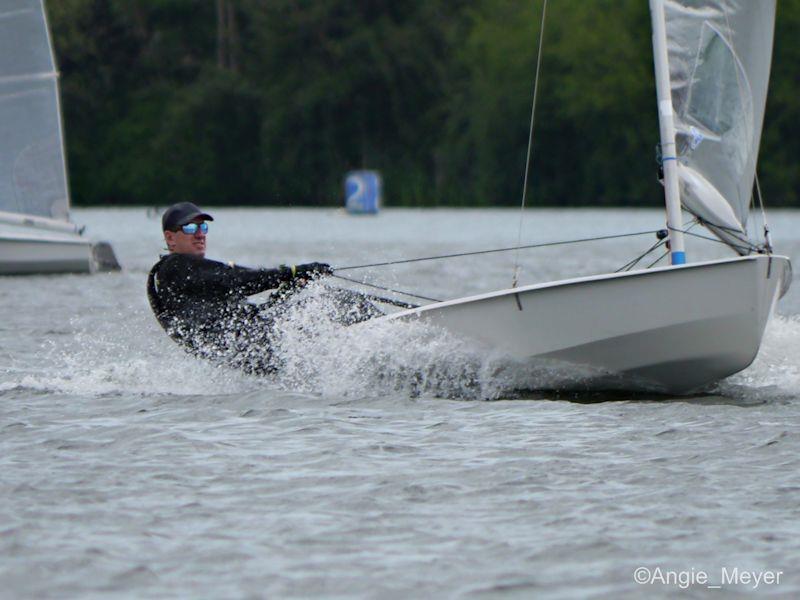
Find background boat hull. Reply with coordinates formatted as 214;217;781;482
0;236;93;274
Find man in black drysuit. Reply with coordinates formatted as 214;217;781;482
147;202;380;374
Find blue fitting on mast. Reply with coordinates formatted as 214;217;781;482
671;251;686;265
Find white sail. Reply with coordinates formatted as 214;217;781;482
0;0;70;221
663;0;775;252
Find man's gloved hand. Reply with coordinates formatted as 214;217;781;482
293;262;334;278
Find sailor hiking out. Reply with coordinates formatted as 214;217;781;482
147;202;380;374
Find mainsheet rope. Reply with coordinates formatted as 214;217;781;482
331;273;441;303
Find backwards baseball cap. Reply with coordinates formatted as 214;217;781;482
162;202;214;231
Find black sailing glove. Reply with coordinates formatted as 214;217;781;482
293;262;334;278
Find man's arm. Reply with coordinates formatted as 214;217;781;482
158;254;330;299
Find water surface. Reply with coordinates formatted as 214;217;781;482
2;208;799;598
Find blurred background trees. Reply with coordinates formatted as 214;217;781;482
48;0;800;207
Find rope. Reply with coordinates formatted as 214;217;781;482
335;229;659;271
512;0;548;289
672;226;757;254
334;228;660;307
617;219;702;272
331;215;760;304
612;218;759;274
615;238;666;273
689;219;748;237
355;293;419;310
331;273;441;303
325;285;420;310
646;249;670;268
754;173;772;252
331;220;752;305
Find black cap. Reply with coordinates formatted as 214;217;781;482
162;202;214;231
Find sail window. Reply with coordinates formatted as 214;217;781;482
685;23;752;139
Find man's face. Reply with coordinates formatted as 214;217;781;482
164;218;207;257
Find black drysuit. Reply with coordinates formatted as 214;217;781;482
147;253;379;374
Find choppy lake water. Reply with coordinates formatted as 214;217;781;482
2;208;799;598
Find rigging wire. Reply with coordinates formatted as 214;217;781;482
670;218;758;253
334;229;659;271
674;226;758;254
511;0;548;289
615;219;701;273
646;249;671;269
615;238;666;273
333;229;663;306
332;223;736;306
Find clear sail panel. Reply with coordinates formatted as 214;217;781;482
0;0;69;220
0;78;69;219
664;0;776;251
0;0;55;78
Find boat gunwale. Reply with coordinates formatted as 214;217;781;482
385;254;790;320
0;209;81;234
0;233;91;246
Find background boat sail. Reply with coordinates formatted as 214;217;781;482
382;0;791;394
0;0;118;274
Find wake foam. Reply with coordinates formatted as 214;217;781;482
267;283;514;400
718;314;800;401
4;315;257;398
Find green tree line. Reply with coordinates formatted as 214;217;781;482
48;0;800;207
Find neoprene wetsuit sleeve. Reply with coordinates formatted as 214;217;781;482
158;254;294;299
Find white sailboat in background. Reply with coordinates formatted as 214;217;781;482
0;0;118;274
386;0;792;394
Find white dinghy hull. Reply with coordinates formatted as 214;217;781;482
0;235;93;275
0;212;94;275
388;255;791;394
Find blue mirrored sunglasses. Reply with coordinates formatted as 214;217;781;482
179;222;209;235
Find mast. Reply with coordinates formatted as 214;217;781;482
649;0;686;265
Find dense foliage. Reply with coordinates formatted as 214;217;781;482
49;0;800;207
